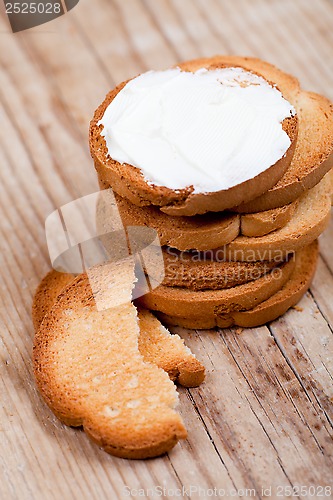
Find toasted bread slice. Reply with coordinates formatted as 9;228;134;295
160;247;282;291
96;179;240;251
33;270;205;387
98;173;329;258
234;91;333;213
33;259;187;459
137;309;204;387
100;185;298;250
157;241;318;329
217;172;332;261
205;56;300;102
91;56;298;216
136;258;295;324
32;270;74;331
240;200;297;237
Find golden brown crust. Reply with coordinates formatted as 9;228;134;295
33;261;187;459
98;182;298;250
240;200;297;237
100;172;330;265
160;247;282;291
135;258;295;321
91;56;298;216
137;309;205;387
32;270;73;330
112;189;240;251
33;270;205;388
157;241;318;329
234;91;333;212
215;172;332;261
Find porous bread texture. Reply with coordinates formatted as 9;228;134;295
215;171;332;261
33;259;187;459
33;269;205;388
157;241;318;329
135;257;295;323
97;183;297;251
137;309;204;387
234;90;333;213
91;56;298;216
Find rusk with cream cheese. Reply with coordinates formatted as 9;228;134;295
91;57;298;216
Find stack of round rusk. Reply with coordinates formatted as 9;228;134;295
90;56;333;330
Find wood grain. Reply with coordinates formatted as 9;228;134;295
0;0;332;498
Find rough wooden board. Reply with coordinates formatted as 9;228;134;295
319;224;333;275
0;0;333;498
311;255;333;329
179;321;333;491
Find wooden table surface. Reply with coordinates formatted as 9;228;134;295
1;1;333;498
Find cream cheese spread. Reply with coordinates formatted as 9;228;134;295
98;67;295;193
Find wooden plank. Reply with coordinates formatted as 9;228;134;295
319;221;333;275
311;253;333;328
269;292;333;422
179;325;333;491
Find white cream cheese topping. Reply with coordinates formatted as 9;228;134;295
98;67;295;193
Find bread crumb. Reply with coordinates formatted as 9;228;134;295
127;400;141;409
292;306;303;312
104;406;120;417
235;327;243;335
126;376;139;389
